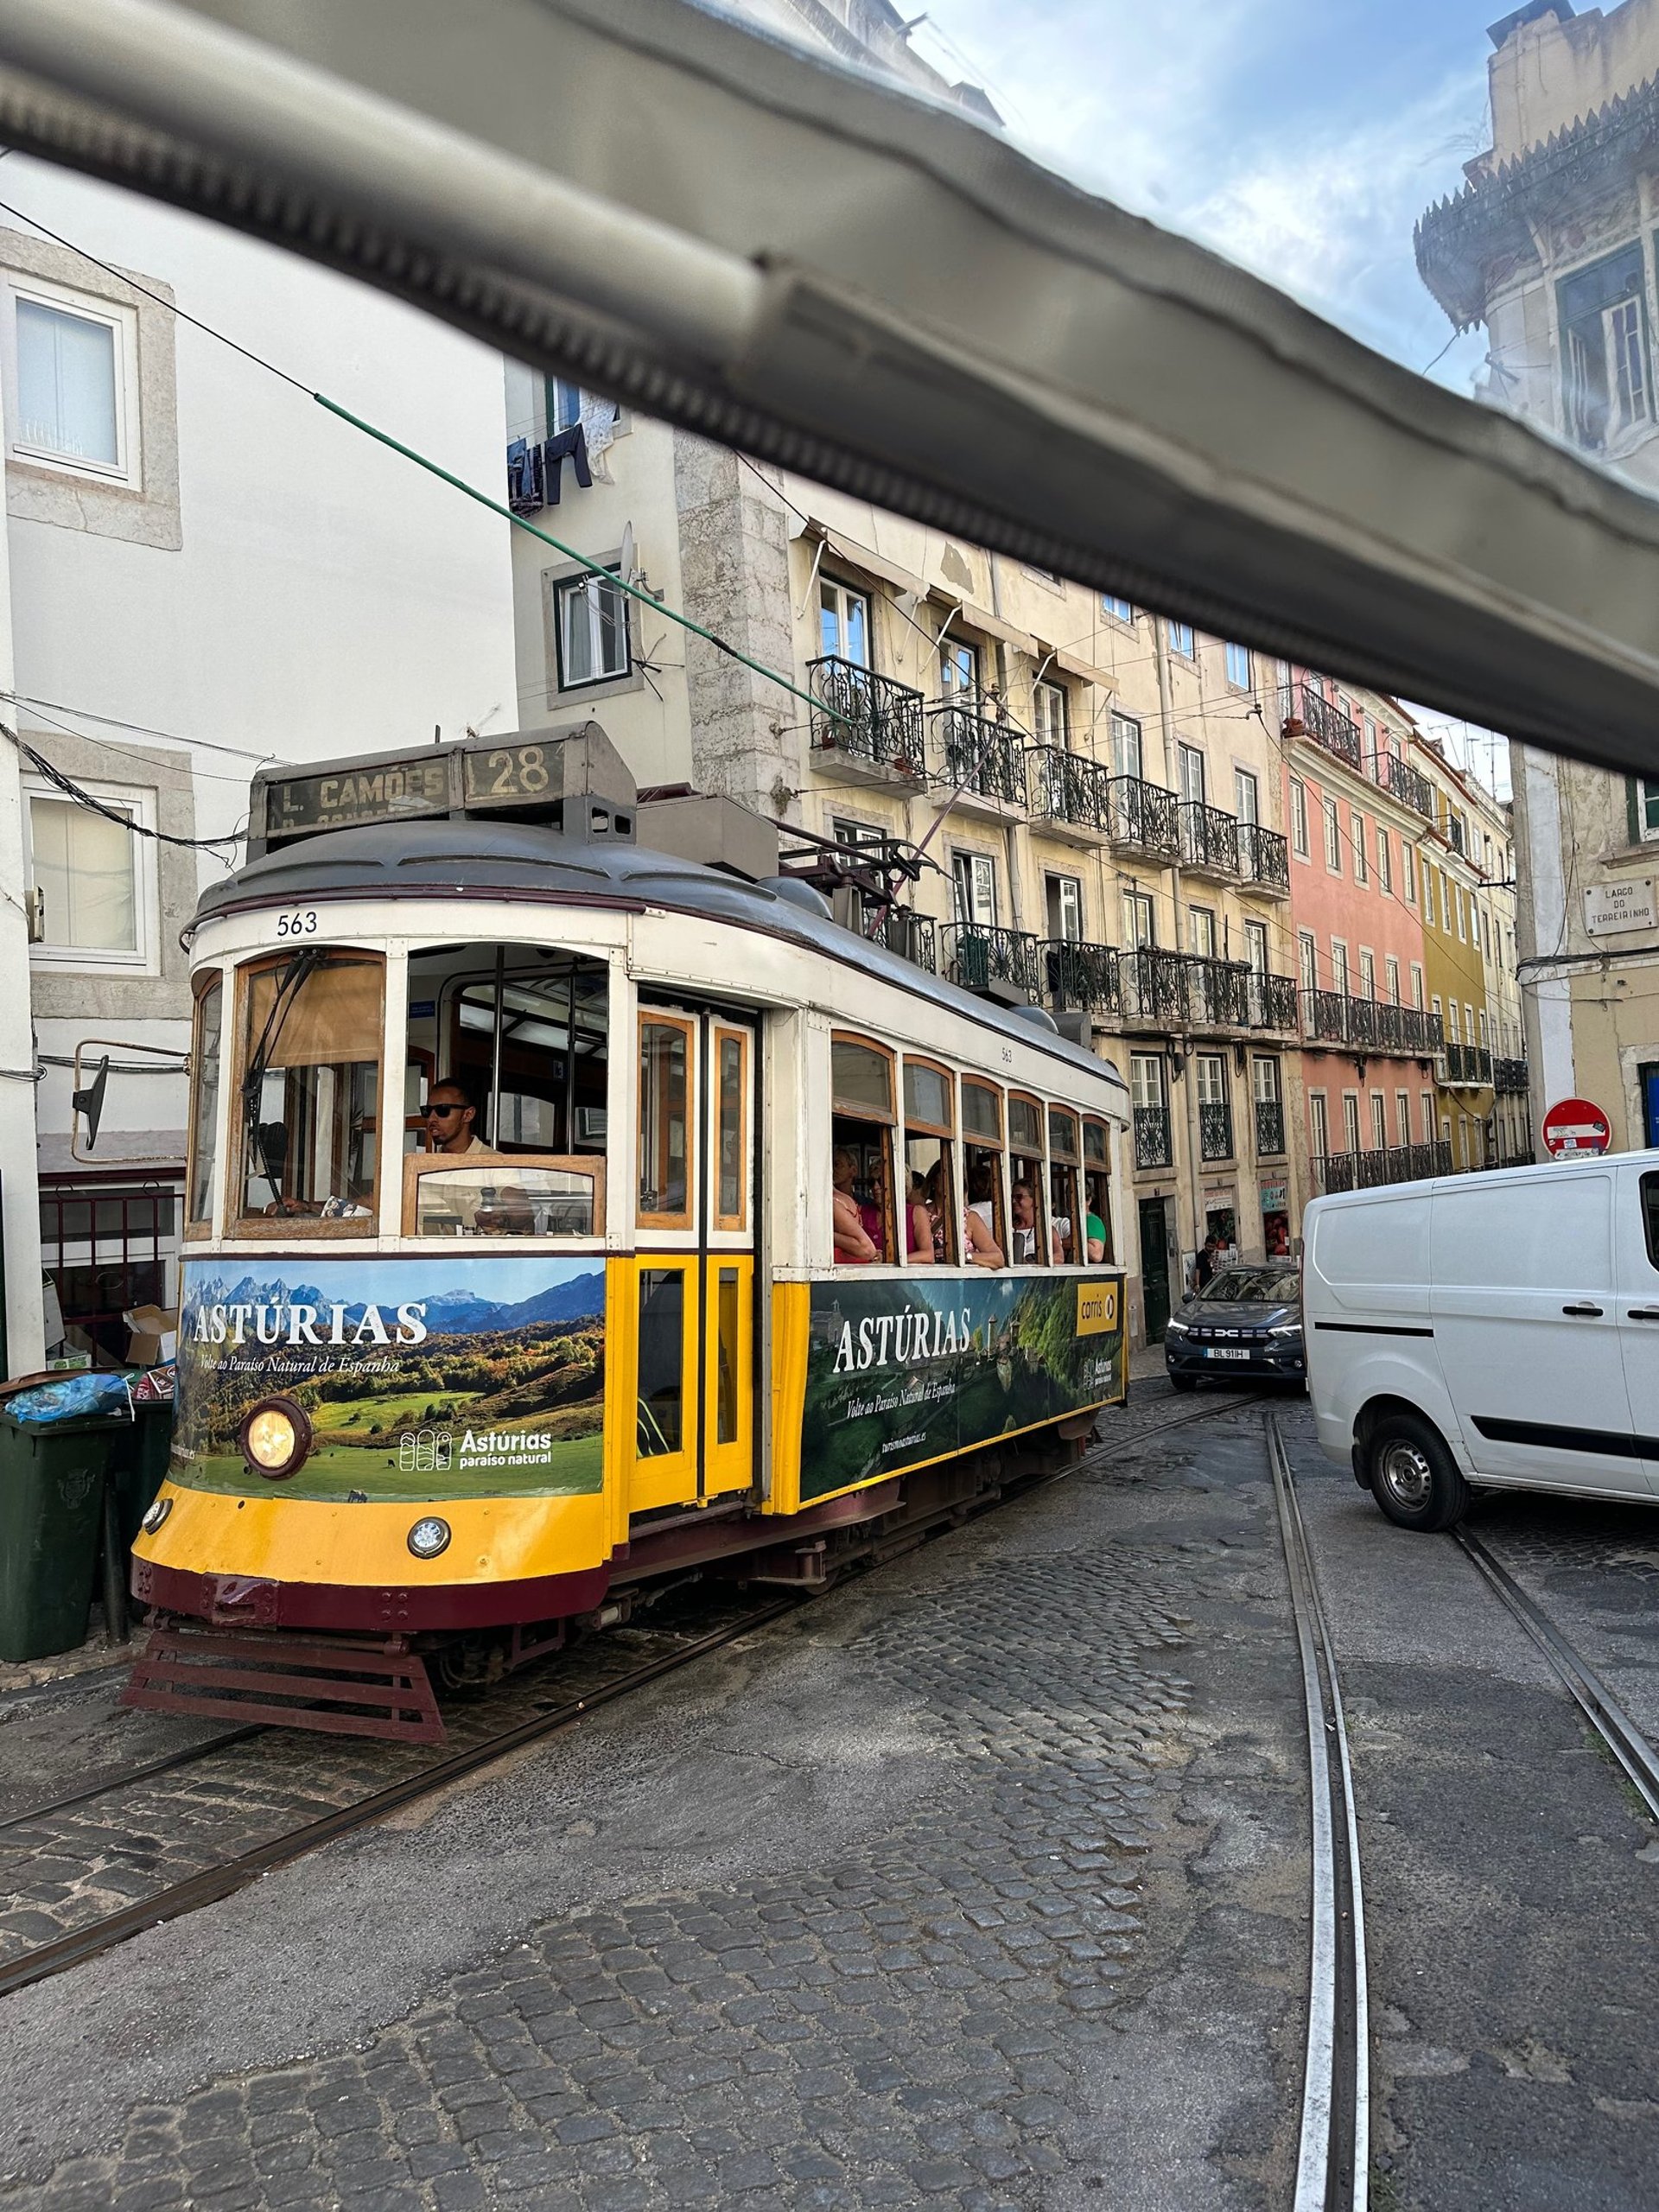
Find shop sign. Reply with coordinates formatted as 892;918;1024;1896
1259;1184;1288;1211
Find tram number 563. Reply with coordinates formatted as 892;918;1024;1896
276;910;319;937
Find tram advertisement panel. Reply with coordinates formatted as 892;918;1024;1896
799;1272;1124;1502
171;1255;606;1503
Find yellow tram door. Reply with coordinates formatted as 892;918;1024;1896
629;1007;756;1515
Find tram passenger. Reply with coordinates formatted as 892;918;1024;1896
905;1171;936;1263
925;1159;1003;1268
833;1146;880;1264
1009;1181;1063;1265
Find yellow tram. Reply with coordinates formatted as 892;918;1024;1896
128;728;1129;1738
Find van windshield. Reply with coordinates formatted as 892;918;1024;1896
1203;1268;1300;1306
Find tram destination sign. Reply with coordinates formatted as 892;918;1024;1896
251;724;636;852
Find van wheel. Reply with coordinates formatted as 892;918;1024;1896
1169;1372;1197;1393
1365;1412;1470;1532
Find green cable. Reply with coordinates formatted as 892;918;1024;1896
315;395;845;727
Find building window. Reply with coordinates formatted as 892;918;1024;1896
1103;592;1135;624
1235;767;1259;824
556;569;631;688
1351;813;1368;884
1559;245;1650;451
1324;796;1342;874
1370;1094;1388;1152
1385;954;1401;1005
1363;715;1377;767
1410;962;1425;1009
1224;641;1251;689
1122;887;1156;948
1187;905;1217;958
1033;680;1068;747
1422;1090;1435;1142
952;851;997;928
1395;1090;1410;1145
1402;841;1416;902
6;278;137;484
1640;779;1659;842
1422;867;1437;931
1046;873;1083;943
940;637;980;702
1374;826;1390;893
1110;712;1142;781
1455;882;1466;941
1343;1093;1362;1154
1130;1052;1166;1110
1179;744;1206;805
1298;930;1318;992
1166;620;1195;659
1310;1091;1330;1160
25;781;155;969
1244;919;1268;974
1358;949;1376;1001
1331;939;1350;995
1290;779;1309;858
818;577;870;667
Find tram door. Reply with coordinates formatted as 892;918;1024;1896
629;1006;757;1514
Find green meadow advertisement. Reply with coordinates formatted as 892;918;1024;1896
173;1256;606;1503
800;1272;1124;1501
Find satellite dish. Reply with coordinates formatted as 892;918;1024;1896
620;519;636;586
72;1054;110;1151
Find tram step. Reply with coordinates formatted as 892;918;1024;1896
120;1624;446;1744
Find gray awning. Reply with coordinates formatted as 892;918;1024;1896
2;0;1657;779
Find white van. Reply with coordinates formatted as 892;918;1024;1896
1304;1151;1659;1529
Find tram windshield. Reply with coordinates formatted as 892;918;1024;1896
235;951;383;1226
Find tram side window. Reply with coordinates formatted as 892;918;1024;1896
903;1059;956;1266
831;1034;896;1264
962;1078;1007;1262
236;952;383;1226
1048;1108;1081;1265
1083;1119;1113;1262
1007;1092;1058;1265
639;1015;692;1230
186;971;222;1230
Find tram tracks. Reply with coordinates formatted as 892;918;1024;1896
0;1386;1261;2004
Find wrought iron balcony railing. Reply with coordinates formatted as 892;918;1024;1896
1122;946;1190;1027
1313;1141;1452;1195
1178;801;1241;878
807;657;927;779
1198;1100;1234;1162
1187;956;1252;1030
1302;991;1443;1056
1293;682;1362;770
1248;973;1300;1033
1255;1099;1287;1156
1106;775;1181;859
1440;1041;1493;1086
1134;1106;1173;1169
1493;1144;1537;1167
1236;822;1291;890
1042;938;1121;1014
868;908;937;974
1025;746;1114;836
1492;1056;1529;1094
1373;749;1434;819
932;703;1025;805
942;923;1039;996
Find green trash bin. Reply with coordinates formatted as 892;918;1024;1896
0;1404;133;1662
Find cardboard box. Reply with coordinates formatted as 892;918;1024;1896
124;1306;179;1367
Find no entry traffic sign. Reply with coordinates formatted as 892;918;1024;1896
1541;1097;1611;1157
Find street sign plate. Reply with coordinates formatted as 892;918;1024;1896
1541;1097;1611;1157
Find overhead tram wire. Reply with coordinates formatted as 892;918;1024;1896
0;194;849;742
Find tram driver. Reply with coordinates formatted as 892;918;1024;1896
420;1078;532;1234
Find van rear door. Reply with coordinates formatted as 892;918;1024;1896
1430;1171;1644;1496
1615;1161;1659;1492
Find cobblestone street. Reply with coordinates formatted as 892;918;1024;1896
0;1393;1308;2211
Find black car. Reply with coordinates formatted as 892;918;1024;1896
1162;1264;1305;1389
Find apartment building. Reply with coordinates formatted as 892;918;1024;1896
1416;0;1659;1155
0;162;516;1374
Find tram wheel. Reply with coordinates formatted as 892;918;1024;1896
1364;1410;1470;1533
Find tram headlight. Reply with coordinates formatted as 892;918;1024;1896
140;1497;171;1535
407;1516;451;1560
239;1396;311;1479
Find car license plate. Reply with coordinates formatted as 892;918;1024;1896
1205;1347;1250;1360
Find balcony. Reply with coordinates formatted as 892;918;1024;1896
1026;746;1114;839
932;703;1024;807
1186;955;1252;1031
1236;822;1291;893
1134;1106;1173;1169
807;658;927;781
1106;774;1181;861
1042;938;1121;1014
1373;749;1434;820
1440;1041;1493;1087
869;908;937;974
1122;947;1190;1028
1493;1056;1529;1095
1198;1100;1234;1162
1255;1098;1287;1156
1313;1141;1452;1195
1291;682;1363;771
942;923;1039;997
1493;1143;1537;1168
1248;972;1300;1034
1179;801;1241;880
1302;991;1443;1057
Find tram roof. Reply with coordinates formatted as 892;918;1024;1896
196;818;1129;1099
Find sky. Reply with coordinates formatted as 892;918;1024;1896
905;0;1514;791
